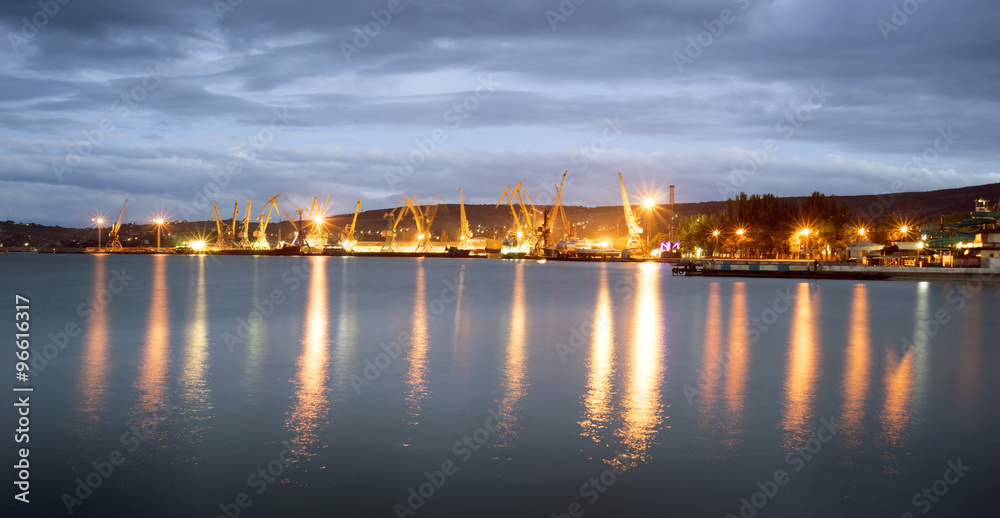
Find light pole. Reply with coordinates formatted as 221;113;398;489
643;198;655;252
95;218;104;251
799;228;810;260
735;228;745;258
155;218;164;250
711;229;720;257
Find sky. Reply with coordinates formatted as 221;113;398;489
1;0;998;226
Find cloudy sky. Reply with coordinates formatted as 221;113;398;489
1;0;998;225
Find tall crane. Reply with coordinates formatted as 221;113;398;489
619;172;643;249
238;198;252;248
107;199;127;252
341;199;362;250
381;197;408;252
459;189;472;250
252;194;281;249
406;196;440;253
496;186;522;239
213;201;238;248
534;171;568;256
305;195;331;249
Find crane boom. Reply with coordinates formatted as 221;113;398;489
252;194;281;249
341;199;362;249
619;172;643;248
238;198;252;248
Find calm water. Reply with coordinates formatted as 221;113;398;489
2;254;998;517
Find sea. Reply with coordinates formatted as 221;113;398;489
1;254;997;517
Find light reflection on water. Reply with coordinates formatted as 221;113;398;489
580;264;615;445
77;254;108;433
132;254;170;439
496;261;528;449
781;283;819;450
841;284;871;451
23;254;995;517
285;256;330;457
618;264;665;466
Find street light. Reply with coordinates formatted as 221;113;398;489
95;218;104;250
735;228;746;258
155;218;164;250
799;228;811;260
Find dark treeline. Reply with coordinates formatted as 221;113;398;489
677;191;922;257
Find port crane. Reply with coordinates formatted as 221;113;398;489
406;196;440;253
533;171;568;256
213;201;239;248
252;194;281;249
381;198;408;252
618;172;643;249
304;195;331;250
459;189;472;250
341;199;362;250
237;198;252;248
107;199;127;252
497;183;539;250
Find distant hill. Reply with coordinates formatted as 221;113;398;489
4;182;998;249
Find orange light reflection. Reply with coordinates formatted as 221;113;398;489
78;255;109;430
403;261;429;445
840;284;870;450
285;257;330;457
580;264;614;444
618;265;664;465
780;283;818;450
496;261;527;448
133;254;170;437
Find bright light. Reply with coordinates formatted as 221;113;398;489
858;228;866;236
313;216;324;225
643;198;655;209
799;228;810;236
191;241;206;250
736;228;745;236
516;231;523;238
917;242;924;249
96;218;104;225
712;230;720;237
155;218;164;225
417;234;425;240
900;226;908;233
599;241;609;248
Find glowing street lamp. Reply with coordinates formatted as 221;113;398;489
798;228;811;260
857;227;867;238
155;218;165;250
94;217;104;250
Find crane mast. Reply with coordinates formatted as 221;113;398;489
107;199;127;252
238;198;252;248
341;199;362;250
618;172;643;249
459;189;472;249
